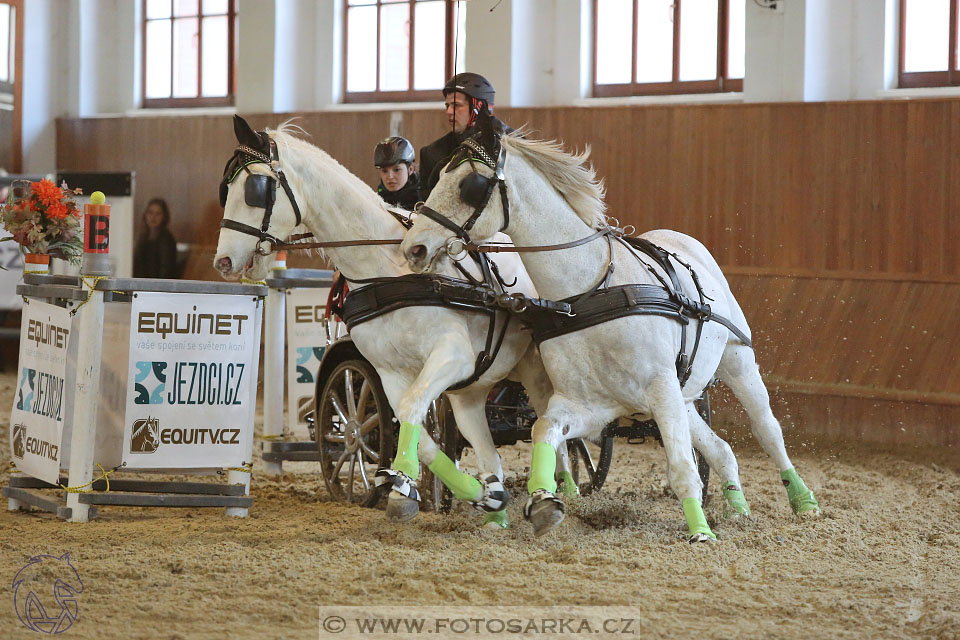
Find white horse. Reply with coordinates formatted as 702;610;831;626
213;116;564;528
401;121;821;540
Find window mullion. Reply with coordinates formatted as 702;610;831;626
168;6;175;99
408;0;415;92
717;0;727;86
951;0;959;81
197;9;203;99
630;0;638;89
672;0;680;85
376;1;382;92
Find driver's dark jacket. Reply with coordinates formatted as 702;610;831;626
418;117;511;202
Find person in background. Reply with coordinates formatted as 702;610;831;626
418;72;511;201
374;136;420;211
133;198;178;279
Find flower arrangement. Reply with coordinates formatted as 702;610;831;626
1;179;84;265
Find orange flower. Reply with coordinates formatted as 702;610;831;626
46;201;68;219
31;179;64;208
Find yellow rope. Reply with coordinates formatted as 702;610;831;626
223;463;253;474
260;434;286;441
71;276;129;315
240;277;267;286
59;463;118;493
9;461;21;473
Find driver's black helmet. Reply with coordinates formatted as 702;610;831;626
374;136;416;168
443;72;495;106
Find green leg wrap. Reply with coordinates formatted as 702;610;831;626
682;497;716;541
483;510;510;529
780;467;821;515
527;442;558;494
721;484;751;518
428;451;481;502
393;421;421;478
557;470;579;497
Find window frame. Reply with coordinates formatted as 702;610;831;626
592;0;743;98
342;0;456;104
899;0;960;88
141;0;237;109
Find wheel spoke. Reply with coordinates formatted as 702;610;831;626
347;454;357;500
578;440;597;482
356;379;371;417
357;454;371;491
344;370;357;417
332;448;350;479
359;437;379;462
323;432;345;443
329;394;349;424
358;414;380;436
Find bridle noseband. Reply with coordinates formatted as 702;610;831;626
219;137;303;256
416;134;510;258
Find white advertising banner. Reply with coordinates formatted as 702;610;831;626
285;287;337;437
9;301;72;484
122;292;262;469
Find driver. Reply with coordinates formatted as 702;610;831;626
374;136;420;211
418;72;511;202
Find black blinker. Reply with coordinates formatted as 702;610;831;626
459;172;492;209
245;174;275;209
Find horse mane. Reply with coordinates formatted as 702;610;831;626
501;130;607;229
265;121;397;221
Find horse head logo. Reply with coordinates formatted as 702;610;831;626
130;416;160;454
12;423;26;459
12;553;84;634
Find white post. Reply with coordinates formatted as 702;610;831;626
66;285;105;523
8;496;23;511
224;469;251;518
262;256;286;476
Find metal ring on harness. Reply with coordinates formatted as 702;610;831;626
255;238;274;256
445;237;469;261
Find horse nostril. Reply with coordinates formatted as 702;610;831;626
216;257;232;272
410;245;427;261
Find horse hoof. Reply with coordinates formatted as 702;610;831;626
688;532;716;543
790;490;821;517
721;485;752;520
386;494;419;523
557;471;580;498
482;510;510;530
471;475;510;513
524;490;566;537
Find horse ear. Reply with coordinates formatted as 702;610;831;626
233;115;263;150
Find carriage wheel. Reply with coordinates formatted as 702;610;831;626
565;430;615;495
316;359;395;505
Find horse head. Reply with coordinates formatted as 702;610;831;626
402;110;509;273
214;115;303;281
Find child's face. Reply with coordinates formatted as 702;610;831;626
379;164;411;192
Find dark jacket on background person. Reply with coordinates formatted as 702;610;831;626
377;173;421;211
133;228;178;279
418;116;511;202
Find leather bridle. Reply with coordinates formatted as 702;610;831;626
416;135;510;259
219;138;304;256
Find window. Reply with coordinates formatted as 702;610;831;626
344;0;458;103
142;0;237;108
900;0;960;88
593;0;744;97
